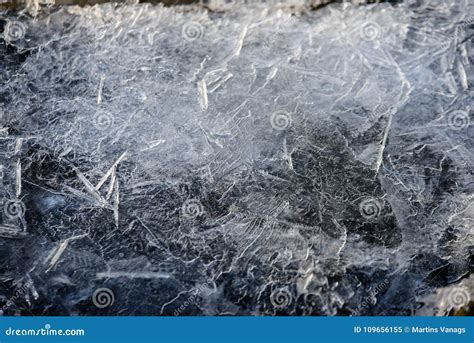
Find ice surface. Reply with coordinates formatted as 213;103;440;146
0;0;472;315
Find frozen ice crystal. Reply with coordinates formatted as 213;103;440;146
0;0;472;315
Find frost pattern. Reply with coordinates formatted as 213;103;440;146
0;0;472;315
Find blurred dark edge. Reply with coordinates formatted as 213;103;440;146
0;0;398;10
